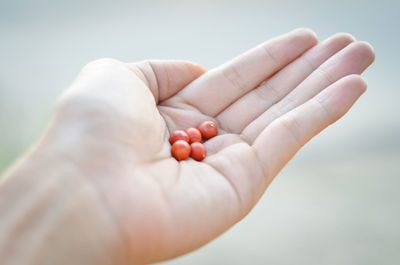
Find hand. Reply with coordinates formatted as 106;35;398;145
0;28;374;264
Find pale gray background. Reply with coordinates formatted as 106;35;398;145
1;0;399;264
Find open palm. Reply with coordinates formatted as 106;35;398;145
50;29;374;264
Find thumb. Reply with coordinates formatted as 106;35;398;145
129;60;207;103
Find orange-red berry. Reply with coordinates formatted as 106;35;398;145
190;142;207;161
185;127;202;143
169;130;189;145
197;121;218;139
171;140;191;161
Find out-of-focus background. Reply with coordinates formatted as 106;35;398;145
1;0;399;264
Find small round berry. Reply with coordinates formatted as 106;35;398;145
197;121;218;139
190;142;207;161
171;140;191;161
185;127;202;143
169;130;189;145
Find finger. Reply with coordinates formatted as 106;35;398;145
253;74;367;181
170;28;318;116
128;60;207;103
217;33;356;133
243;41;375;142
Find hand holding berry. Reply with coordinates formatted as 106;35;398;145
0;29;374;265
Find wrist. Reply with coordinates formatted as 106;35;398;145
0;146;127;265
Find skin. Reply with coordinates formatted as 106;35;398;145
0;28;374;265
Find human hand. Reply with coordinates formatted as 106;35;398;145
0;28;374;264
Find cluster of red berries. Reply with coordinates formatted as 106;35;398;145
169;121;218;161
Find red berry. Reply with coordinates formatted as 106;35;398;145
197;121;218;139
169;130;189;145
190;142;207;161
171;140;191;161
185;127;202;143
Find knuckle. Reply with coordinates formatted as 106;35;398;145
220;64;246;92
316;67;335;84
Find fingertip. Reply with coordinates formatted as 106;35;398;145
194;63;208;75
351;41;376;66
349;74;367;92
313;74;367;121
183;61;207;77
357;41;376;64
333;32;356;42
195;63;208;72
361;78;368;93
292;27;318;44
323;32;356;46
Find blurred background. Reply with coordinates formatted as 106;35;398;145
1;0;399;264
